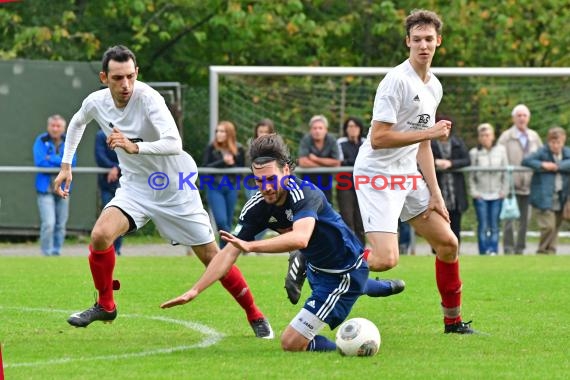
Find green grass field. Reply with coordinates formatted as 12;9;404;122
1;254;569;380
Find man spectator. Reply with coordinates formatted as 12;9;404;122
33;114;77;256
297;115;340;203
431;116;471;246
522;127;570;254
497;104;542;255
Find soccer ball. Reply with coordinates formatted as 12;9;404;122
335;318;381;357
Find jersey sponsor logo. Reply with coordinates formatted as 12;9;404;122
413;94;420;102
268;216;278;223
407;114;431;130
307;300;316;308
285;209;293;221
417;114;430;124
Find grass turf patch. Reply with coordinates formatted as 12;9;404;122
0;255;569;379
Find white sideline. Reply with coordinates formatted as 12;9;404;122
0;306;224;369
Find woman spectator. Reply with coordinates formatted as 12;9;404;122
203;121;245;247
245;118;275;199
469;123;509;255
336;116;366;245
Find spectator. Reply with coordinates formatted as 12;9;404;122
297;115;341;203
336;116;366;245
33;114;77;256
203;120;245;247
95;128;123;255
431;117;471;245
497;104;542;255
521;127;570;254
469;123;509;256
244;118;275;200
398;219;412;255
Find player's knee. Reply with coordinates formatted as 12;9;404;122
90;225;114;249
367;249;399;271
280;336;306;352
433;233;458;261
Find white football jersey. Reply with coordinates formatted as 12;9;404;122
355;59;442;175
63;81;198;204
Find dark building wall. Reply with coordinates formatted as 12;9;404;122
0;60;102;235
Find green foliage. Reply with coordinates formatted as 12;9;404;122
2;0;569;156
3;1;568;82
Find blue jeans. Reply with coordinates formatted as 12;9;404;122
473;198;502;255
207;187;238;248
37;192;69;256
101;189;123;254
398;220;411;246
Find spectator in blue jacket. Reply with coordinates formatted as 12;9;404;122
33;115;77;256
522;127;570;254
95;128;123;255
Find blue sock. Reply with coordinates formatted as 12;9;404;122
364;278;394;297
307;335;336;352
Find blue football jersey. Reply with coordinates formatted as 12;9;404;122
234;177;363;271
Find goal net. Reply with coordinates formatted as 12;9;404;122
211;67;570;153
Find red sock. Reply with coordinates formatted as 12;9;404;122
88;245;116;312
220;265;264;322
435;257;462;325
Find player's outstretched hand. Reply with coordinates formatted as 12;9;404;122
219;230;252;253
160;289;199;309
53;164;72;199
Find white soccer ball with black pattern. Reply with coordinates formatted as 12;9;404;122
335;317;381;357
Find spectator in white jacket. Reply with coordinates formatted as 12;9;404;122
469;123;509;255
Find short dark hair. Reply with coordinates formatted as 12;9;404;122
102;45;137;73
249;134;295;171
343;116;365;139
405;9;443;36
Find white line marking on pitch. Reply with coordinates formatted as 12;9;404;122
0;306;224;369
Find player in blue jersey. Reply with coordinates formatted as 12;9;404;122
161;134;404;352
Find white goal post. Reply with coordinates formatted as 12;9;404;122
209;66;570;140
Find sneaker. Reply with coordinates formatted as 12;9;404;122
367;278;406;297
250;317;274;339
444;320;475;334
67;303;117;328
387;279;406;295
284;250;306;305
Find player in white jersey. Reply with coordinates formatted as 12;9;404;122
53;45;273;338
353;10;475;334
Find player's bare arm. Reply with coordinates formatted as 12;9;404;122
370;119;452;149
107;127;139;154
160;244;241;309
229;217;315;254
53;163;73;198
416;140;450;222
